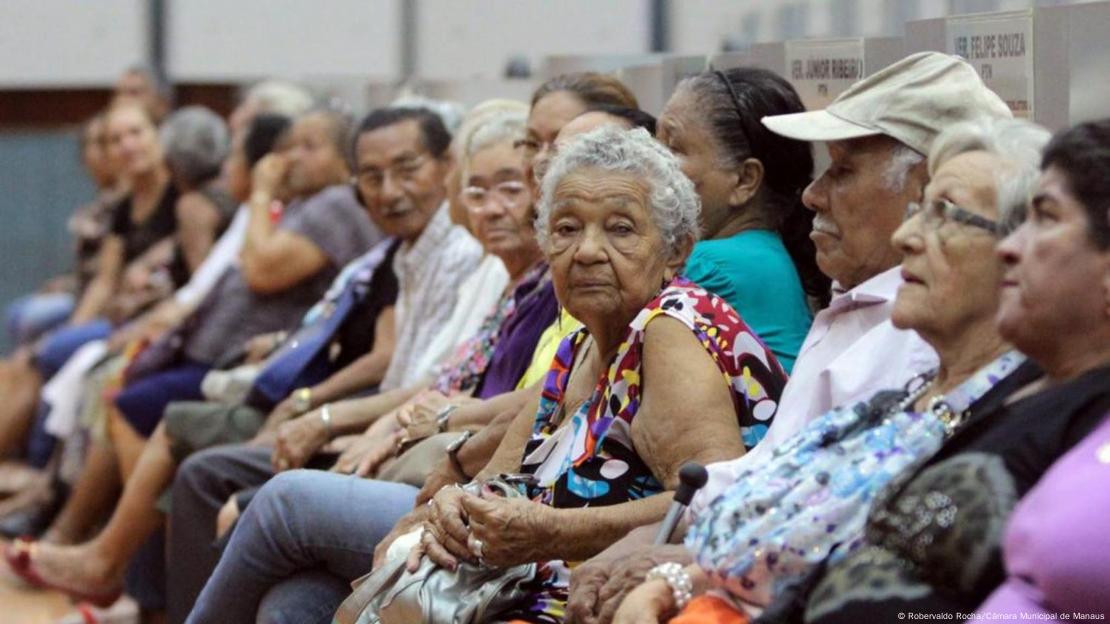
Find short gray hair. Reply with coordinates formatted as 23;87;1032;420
930;118;1051;232
536;126;700;252
160;106;229;189
461;110;527;180
882;143;926;192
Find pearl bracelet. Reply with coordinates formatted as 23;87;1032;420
645;561;693;611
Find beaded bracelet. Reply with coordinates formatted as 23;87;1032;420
645;561;693;611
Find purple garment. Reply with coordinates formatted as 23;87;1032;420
979;413;1110;620
474;271;559;399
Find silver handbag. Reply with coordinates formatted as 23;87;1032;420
334;477;538;624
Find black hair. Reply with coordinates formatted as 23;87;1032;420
583;104;657;135
1040;119;1110;249
244;114;292;169
682;66;831;306
350;106;453;165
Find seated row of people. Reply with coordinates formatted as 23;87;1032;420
0;51;1106;624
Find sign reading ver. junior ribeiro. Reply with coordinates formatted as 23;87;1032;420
784;38;866;112
947;9;1035;118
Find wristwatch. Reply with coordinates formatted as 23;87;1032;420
445;430;473;480
292;387;313;413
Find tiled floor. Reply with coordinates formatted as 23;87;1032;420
0;578;72;624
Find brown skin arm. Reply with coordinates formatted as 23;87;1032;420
239;155;329;294
306;305;396;406
71;235;124;323
414;407;523;505
631;315;746;489
472;385;543;480
239;207;329;294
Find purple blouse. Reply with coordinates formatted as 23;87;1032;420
474;269;558;399
979;413;1110;620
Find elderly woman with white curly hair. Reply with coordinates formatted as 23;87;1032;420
386;125;789;623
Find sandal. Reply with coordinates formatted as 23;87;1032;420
3;537;122;608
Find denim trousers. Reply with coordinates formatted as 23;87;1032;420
5;291;74;348
185;469;418;624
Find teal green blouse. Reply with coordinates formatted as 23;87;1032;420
683;229;812;373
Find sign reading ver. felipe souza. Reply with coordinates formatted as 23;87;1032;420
946;9;1035;119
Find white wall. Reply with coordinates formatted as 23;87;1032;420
165;0;401;82
0;0;147;87
416;0;651;80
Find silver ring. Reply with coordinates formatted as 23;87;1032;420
468;535;485;558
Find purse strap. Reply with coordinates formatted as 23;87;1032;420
334;551;408;624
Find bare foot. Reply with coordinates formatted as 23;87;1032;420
19;541;122;598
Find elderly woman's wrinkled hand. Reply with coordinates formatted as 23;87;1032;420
460;490;554;568
567;544;692;624
407;486;474;571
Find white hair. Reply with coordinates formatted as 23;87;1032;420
461;110;527;180
244;80;315;118
451;99;529;161
536;126;701;252
882;143;926;193
929;118;1052;232
160;106;229;188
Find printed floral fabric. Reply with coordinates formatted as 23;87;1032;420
685;351;1026;611
430;262;550;395
500;276;788;623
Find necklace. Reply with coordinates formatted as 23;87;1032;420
894;373;968;438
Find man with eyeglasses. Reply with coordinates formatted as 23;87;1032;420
566;52;1015;624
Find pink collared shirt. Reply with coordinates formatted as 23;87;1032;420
689;266;938;517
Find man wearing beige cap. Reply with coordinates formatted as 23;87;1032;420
565;51;1011;624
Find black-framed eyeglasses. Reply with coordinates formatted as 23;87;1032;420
904;199;1003;236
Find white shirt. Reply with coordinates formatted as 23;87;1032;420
689;266;939;517
380;204;484;390
410;253;510;378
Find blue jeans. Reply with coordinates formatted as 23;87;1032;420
186;470;418;624
6;292;74;348
33;318;113;378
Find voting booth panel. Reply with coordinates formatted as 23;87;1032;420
906;1;1110;130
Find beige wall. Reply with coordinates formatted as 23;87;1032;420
0;0;147;87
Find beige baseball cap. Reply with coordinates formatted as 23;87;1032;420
762;51;1011;155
